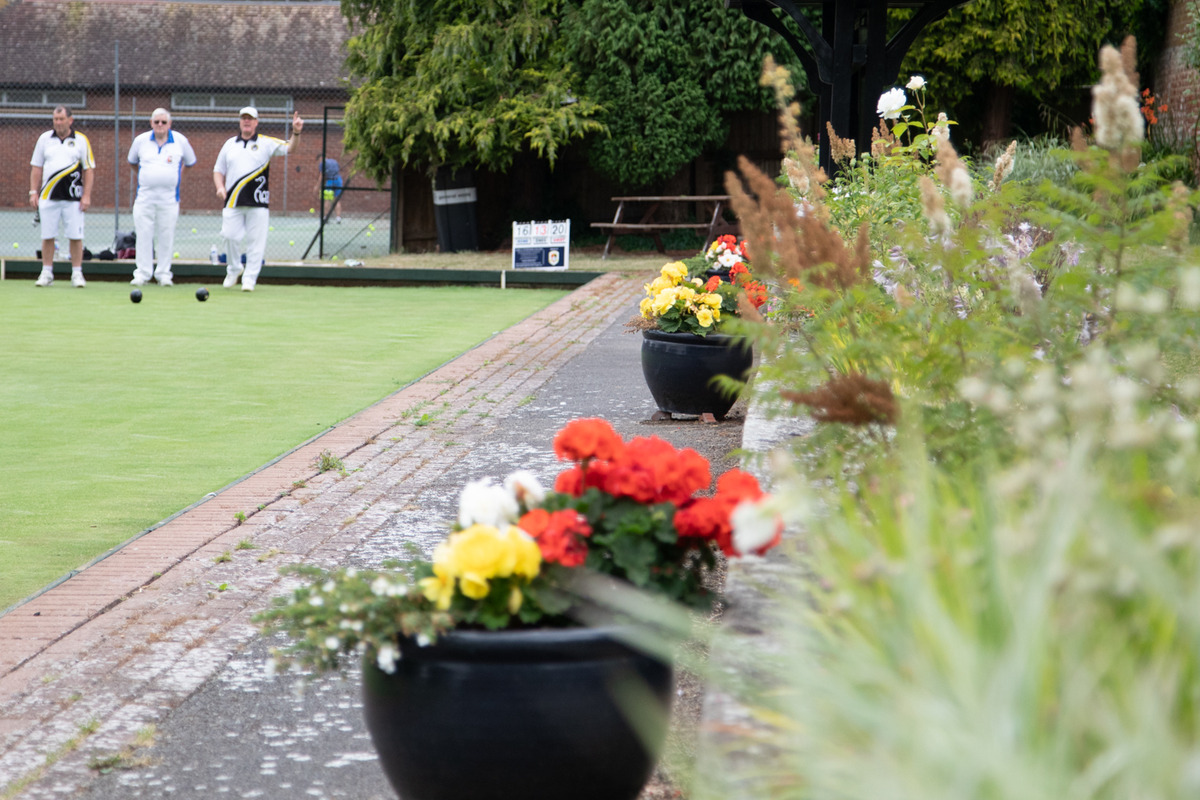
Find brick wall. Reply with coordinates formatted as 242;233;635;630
1154;0;1200;157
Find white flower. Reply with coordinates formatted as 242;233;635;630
309;595;324;607
717;250;743;268
370;576;391;596
376;643;399;674
906;75;926;91
730;499;782;556
324;636;340;651
503;470;546;508
930;113;950;148
876;87;906;121
458;478;519;528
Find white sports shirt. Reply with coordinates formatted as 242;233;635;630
213;134;290;209
31;130;95;202
128;129;197;204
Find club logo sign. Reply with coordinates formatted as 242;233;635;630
512;220;569;271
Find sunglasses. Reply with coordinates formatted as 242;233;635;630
152;120;169;125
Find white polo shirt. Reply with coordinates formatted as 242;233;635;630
128;129;197;204
213;133;290;209
31;129;95;202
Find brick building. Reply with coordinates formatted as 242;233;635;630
1155;0;1200;174
0;0;376;218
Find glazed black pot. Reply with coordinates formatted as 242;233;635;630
361;627;674;800
640;329;753;419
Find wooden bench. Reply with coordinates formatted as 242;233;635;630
591;195;732;259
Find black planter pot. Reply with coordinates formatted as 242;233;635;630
362;627;674;800
640;329;753;419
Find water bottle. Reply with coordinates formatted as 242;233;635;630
210;245;219;265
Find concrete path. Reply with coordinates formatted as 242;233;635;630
0;272;757;799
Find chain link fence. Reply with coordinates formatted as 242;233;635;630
1;27;391;264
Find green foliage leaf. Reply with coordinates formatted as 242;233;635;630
606;534;659;586
558;0;804;188
342;0;604;180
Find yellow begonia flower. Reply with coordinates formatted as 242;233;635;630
419;567;455;610
661;262;687;281
639;297;654;318
430;540;457;577
647;276;673;295
505;525;542;579
702;293;722;308
458;572;491;600
696;307;714;327
652;290;677;316
452;524;517;578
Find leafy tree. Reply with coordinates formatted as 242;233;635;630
341;0;604;182
560;0;801;188
900;0;1153;146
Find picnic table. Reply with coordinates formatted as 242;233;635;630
591;195;732;259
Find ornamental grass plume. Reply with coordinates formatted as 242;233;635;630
934;139;973;208
918;176;952;238
826;121;857;165
727;59;869;292
780;373;898;426
989;140;1017;192
760;55;805;158
870;120;898;159
1092;37;1144;151
727;156;870;291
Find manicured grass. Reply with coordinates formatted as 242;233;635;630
0;280;567;610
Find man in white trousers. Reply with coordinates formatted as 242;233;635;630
29;105;95;287
128;108;197;286
212;106;303;291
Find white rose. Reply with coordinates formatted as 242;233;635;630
458;478;519;528
906;75;926;91
876;87;907;121
504;470;546;508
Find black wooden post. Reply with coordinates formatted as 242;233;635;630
727;0;972;176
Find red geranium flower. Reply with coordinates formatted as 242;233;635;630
519;508;592;568
554;467;585;497
554;417;625;463
715;469;765;504
674;497;735;555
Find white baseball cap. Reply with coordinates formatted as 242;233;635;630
239;106;258;119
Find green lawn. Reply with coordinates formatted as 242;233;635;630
0;280;568;610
